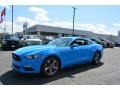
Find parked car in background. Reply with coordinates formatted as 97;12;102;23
21;35;42;46
99;38;115;48
110;41;115;48
1;34;21;50
99;38;109;48
12;37;103;76
114;42;120;47
42;38;52;45
90;38;105;48
105;40;115;48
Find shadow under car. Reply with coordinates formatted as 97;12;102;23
0;62;104;85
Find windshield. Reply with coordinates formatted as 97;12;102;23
3;35;18;40
26;35;38;39
47;38;72;47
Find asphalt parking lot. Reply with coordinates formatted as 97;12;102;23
0;47;120;85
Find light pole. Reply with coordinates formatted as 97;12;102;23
72;7;77;36
23;22;28;36
12;5;13;35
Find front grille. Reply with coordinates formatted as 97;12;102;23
12;53;21;61
7;40;19;45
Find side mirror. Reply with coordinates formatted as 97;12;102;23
71;44;79;48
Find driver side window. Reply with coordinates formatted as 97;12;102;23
71;39;87;46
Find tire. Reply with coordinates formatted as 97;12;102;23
92;51;101;65
41;56;60;77
111;46;114;48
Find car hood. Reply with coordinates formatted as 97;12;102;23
4;39;19;41
13;45;55;55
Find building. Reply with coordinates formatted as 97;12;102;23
28;25;94;39
118;31;120;37
28;24;120;42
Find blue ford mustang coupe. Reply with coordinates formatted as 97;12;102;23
12;37;103;76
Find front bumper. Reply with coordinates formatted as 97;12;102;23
2;44;20;49
12;58;43;74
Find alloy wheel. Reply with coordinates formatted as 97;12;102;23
93;52;101;64
43;57;59;76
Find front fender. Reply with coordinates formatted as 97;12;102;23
41;49;64;69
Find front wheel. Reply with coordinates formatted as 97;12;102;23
92;52;101;65
41;57;60;77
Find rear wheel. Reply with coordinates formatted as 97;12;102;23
92;52;101;65
41;57;60;77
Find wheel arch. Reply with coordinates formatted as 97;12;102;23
93;44;103;57
93;50;102;59
42;54;62;69
95;50;101;54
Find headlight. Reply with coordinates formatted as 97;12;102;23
26;54;40;60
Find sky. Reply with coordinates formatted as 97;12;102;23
0;5;120;36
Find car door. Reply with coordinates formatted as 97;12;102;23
60;39;91;67
60;38;93;67
60;45;81;67
77;43;93;63
69;39;93;64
